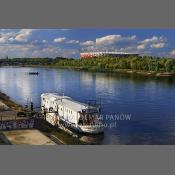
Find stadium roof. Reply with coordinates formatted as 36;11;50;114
80;51;138;55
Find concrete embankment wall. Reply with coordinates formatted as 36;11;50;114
0;118;35;131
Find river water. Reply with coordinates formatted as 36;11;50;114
1;66;175;144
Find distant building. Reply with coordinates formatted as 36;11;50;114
80;51;139;59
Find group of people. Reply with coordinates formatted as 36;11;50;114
78;114;98;126
0;119;35;130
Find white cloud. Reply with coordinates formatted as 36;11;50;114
0;44;35;58
130;35;137;40
170;50;175;55
0;29;35;44
0;30;170;58
141;36;160;44
14;29;34;42
0;32;16;43
32;40;39;44
0;43;79;58
80;40;94;46
66;40;79;44
96;34;136;45
139;36;166;49
31;45;79;58
42;40;47;43
151;43;165;49
8;37;15;42
53;37;66;43
0;37;7;43
81;34;137;52
96;35;121;45
80;34;168;57
53;37;79;44
31;39;48;44
137;44;146;50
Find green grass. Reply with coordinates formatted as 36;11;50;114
36;120;85;145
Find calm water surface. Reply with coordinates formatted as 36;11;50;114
1;66;175;144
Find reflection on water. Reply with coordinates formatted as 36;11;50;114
1;67;175;144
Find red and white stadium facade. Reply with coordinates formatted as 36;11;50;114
80;52;139;59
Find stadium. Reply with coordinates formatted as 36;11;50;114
80;51;139;59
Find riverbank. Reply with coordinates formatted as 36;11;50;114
1;56;175;77
0;91;24;122
23;64;175;77
72;67;175;77
0;92;23;112
0;91;86;145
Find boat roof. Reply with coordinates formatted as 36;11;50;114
41;93;92;112
41;93;70;101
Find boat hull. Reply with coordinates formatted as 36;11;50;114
77;125;104;134
58;118;104;134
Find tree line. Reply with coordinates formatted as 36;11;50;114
53;56;175;72
1;56;175;72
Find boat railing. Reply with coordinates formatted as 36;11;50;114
84;100;101;108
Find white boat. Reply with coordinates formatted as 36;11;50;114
41;93;104;134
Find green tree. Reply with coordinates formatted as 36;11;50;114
165;59;174;72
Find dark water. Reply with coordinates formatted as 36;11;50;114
1;66;175;144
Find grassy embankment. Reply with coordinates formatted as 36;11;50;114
37;120;85;145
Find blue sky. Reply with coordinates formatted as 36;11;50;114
0;29;175;58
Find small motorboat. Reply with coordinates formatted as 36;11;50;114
28;72;39;75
